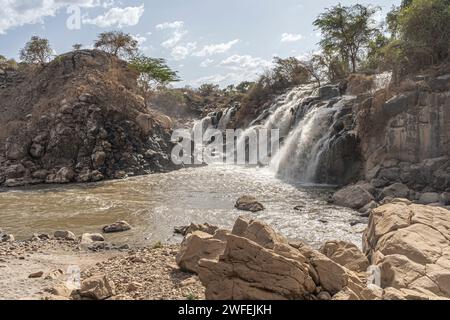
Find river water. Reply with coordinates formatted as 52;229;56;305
0;165;364;248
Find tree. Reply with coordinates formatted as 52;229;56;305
272;57;311;88
198;83;220;96
313;4;380;73
94;31;138;59
129;55;179;90
20;36;53;64
397;0;450;62
72;43;83;50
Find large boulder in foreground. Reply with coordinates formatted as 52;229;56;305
320;240;370;273
193;217;366;300
80;274;116;300
363;199;450;299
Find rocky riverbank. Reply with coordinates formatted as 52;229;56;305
1;198;448;300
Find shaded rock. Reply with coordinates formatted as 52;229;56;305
318;85;340;99
320;240;370;273
29;271;44;278
418;192;440;205
80;274;116;300
54;230;76;241
332;184;374;210
381;183;410;199
235;196;264;212
102;221;131;233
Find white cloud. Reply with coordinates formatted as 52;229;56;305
132;34;147;45
200;58;214;68
193;39;240;57
170;42;197;61
281;33;303;43
188;54;272;87
161;29;187;48
0;0;116;34
219;54;272;72
155;20;184;30
82;5;144;28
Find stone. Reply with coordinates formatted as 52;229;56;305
318;85;340;99
92;151;106;168
176;231;226;273
358;201;378;216
332;185;374;210
363;201;450;299
80;233;105;245
441;192;450;205
126;282;142;292
0;232;14;243
80;274;116;300
320;240;369;273
418;193;441;205
45;284;73;298
317;291;332;300
29;143;45;158
102;221;131;233
5;164;25;179
235;195;265;212
381;183;410;199
47;167;75;184
29;271;44;278
54;230;76;241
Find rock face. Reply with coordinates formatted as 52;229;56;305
0;50;176;188
180;217;367;300
235;196;265;212
363;199;450;299
358;72;450;198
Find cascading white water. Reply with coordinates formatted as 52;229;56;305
235;85;316;154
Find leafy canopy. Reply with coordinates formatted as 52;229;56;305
129;55;179;89
313;4;380;73
94;31;138;59
20;36;53;64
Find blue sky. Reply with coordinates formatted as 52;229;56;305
0;0;399;87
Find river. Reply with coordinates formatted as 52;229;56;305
0;165;364;248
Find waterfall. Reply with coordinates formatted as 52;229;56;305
187;82;359;184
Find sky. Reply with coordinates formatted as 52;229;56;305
0;0;400;87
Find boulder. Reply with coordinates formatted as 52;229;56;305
320;240;370;273
28;271;44;278
381;183;410;199
196;217;366;300
383;92;417;117
5;164;26;179
332;185;374;210
363;200;450;299
418;193;441;205
47;167;75;184
235;196;264;212
0;230;14;243
318;85;340;100
102;221;131;233
80;233;105;245
176;230;227;273
54;230;76;241
80;274;116;300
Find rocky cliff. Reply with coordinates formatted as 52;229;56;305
0;50;176;187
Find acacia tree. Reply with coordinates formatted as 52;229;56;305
313;4;380;73
72;43;83;50
94;31;138;59
129;55;179;87
20;36;53;64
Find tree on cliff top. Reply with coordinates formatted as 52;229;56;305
313;4;380;73
94;31;138;60
129;55;179;89
20;36;53;64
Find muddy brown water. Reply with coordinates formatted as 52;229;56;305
0;165;365;248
